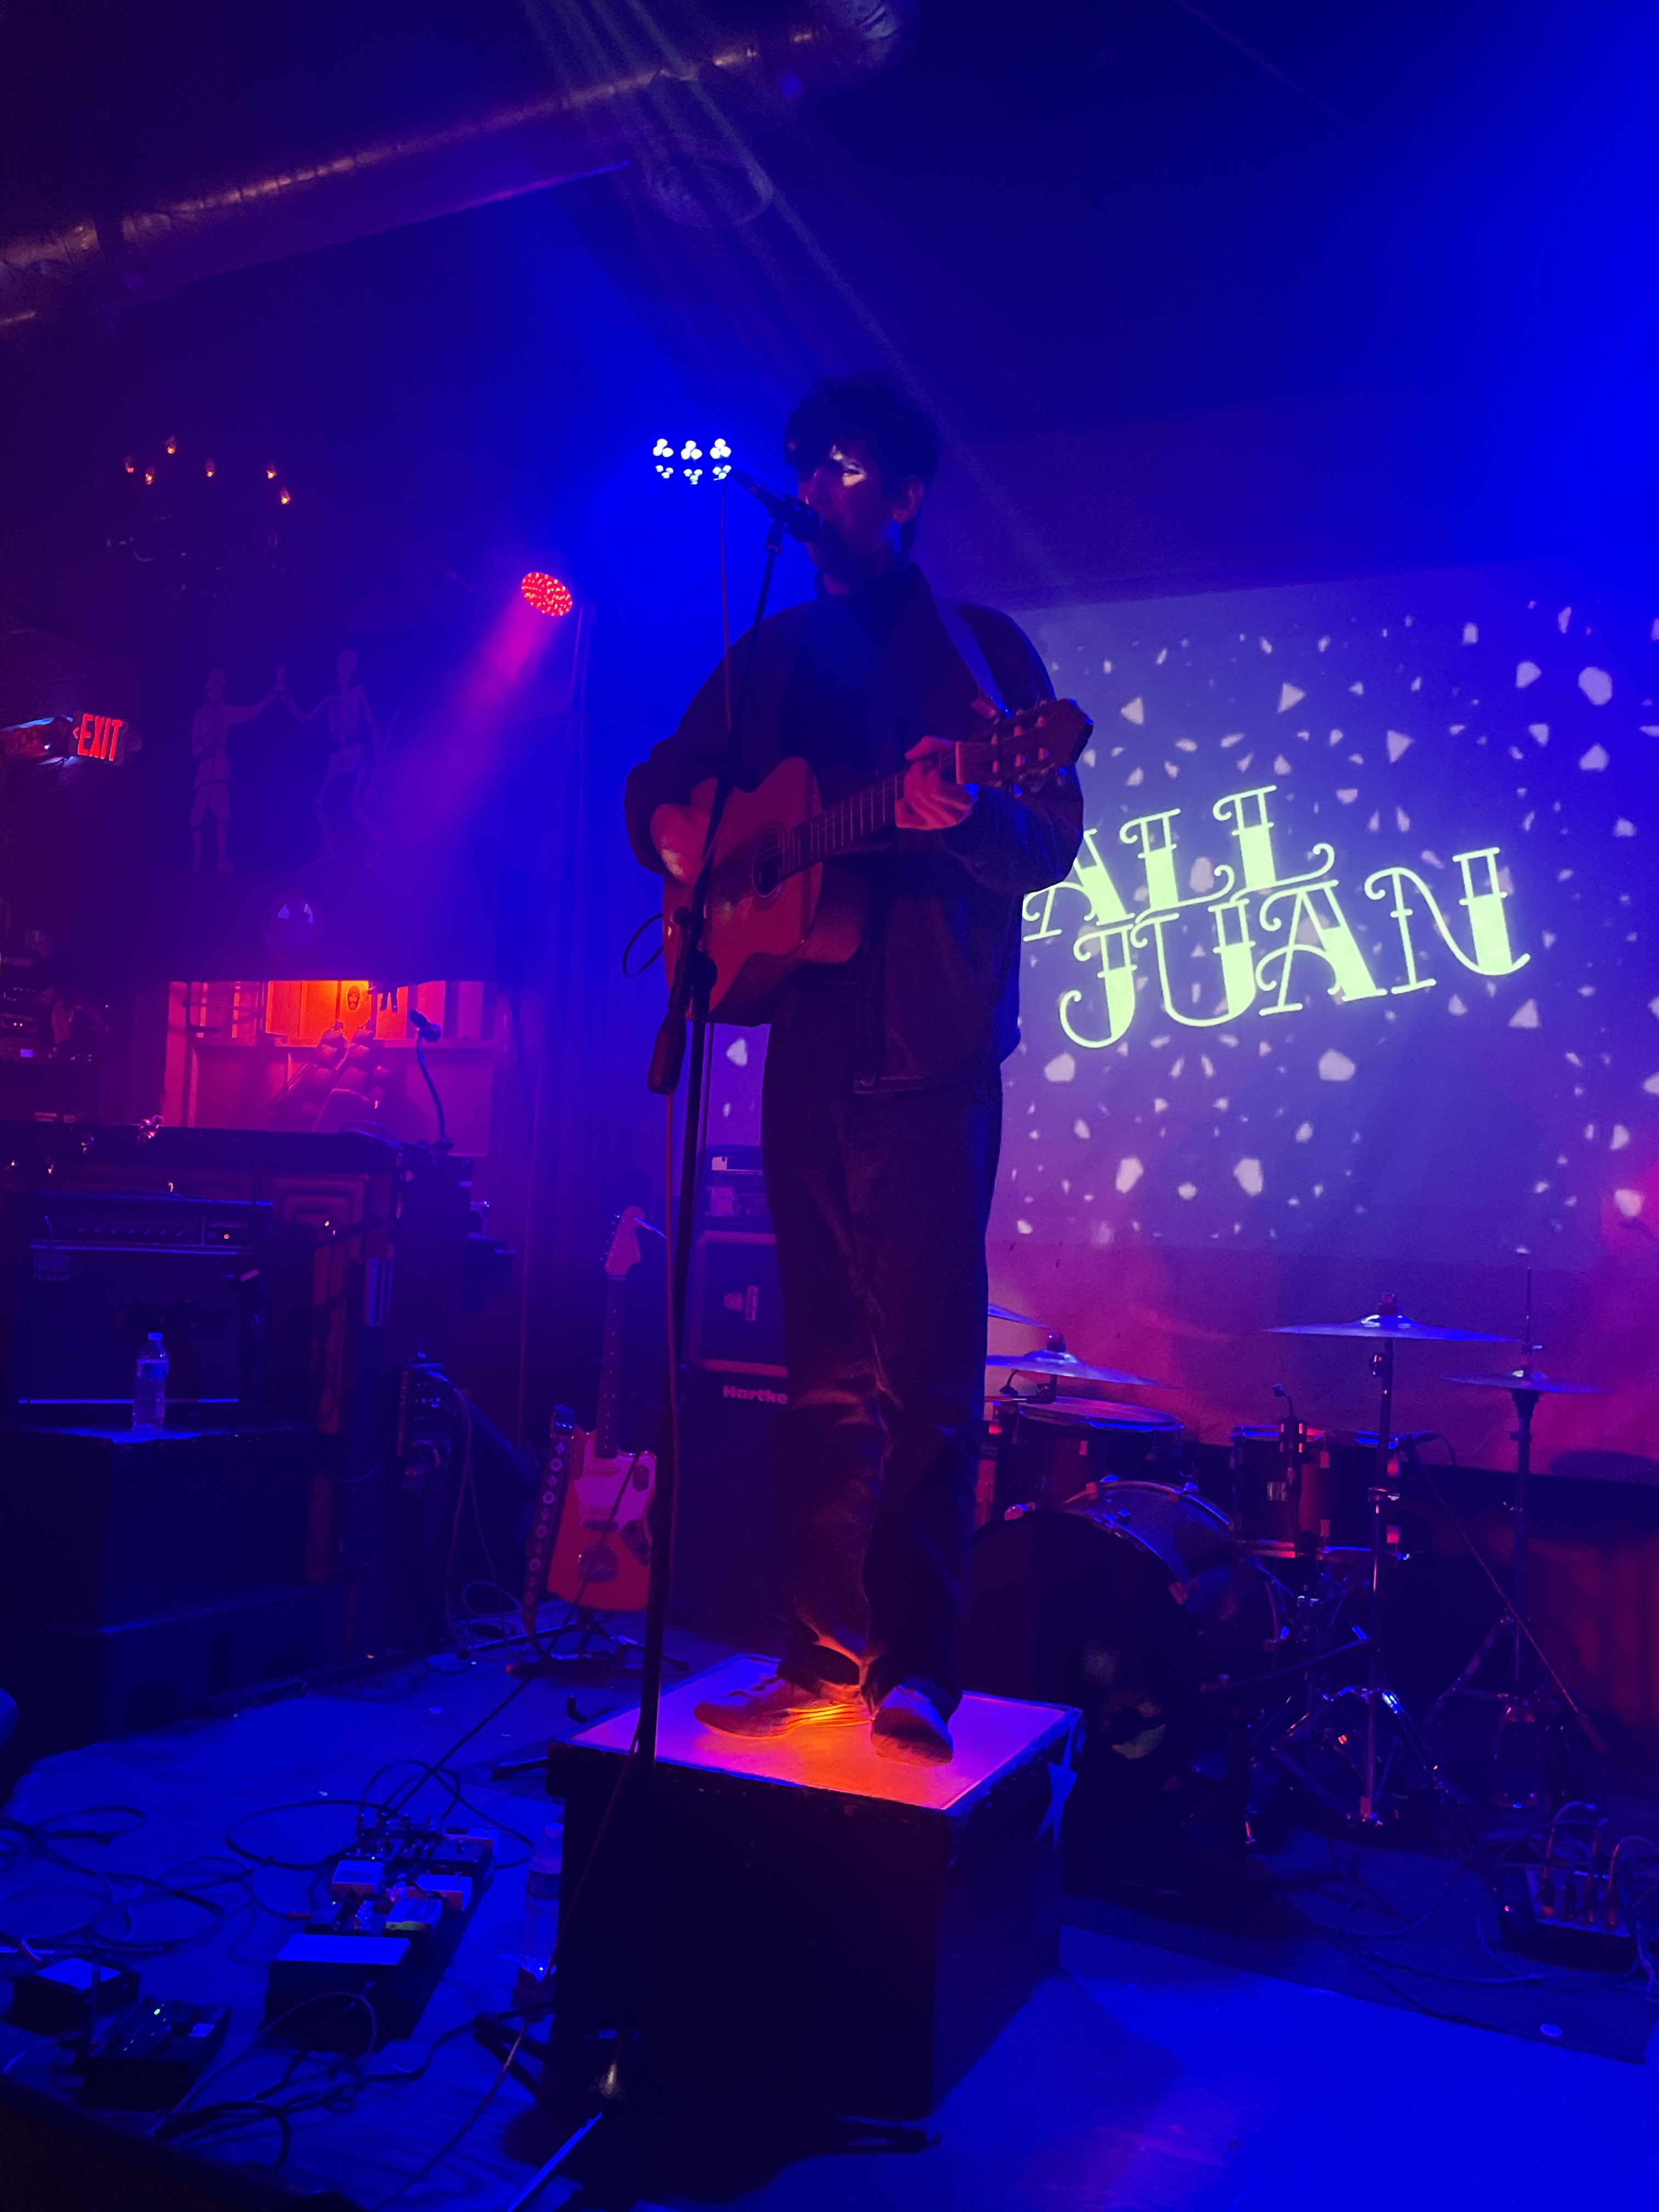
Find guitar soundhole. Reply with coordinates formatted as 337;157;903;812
751;831;783;903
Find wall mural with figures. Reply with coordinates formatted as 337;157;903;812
184;648;393;877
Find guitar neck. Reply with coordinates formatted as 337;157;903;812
775;770;907;882
593;1273;627;1459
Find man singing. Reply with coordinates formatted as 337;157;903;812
624;375;1084;1763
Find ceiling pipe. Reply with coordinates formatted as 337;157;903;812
0;0;915;337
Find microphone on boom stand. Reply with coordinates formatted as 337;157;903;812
730;469;823;545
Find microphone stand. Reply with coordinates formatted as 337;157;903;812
637;503;789;1770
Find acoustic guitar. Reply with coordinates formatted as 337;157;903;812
661;698;1092;1025
522;1207;657;1623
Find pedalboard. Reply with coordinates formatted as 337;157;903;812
1499;1861;1638;1974
264;1816;493;2049
80;1998;230;2109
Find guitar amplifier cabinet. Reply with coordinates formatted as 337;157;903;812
685;1230;786;1376
0;1189;269;1415
672;1368;789;1643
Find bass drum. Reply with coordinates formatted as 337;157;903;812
960;1484;1282;1881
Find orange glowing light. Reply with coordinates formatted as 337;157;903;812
205;459;216;478
122;456;136;475
521;572;574;619
266;465;278;480
165;437;178;456
279;488;292;506
574;1656;1075;1814
143;469;155;487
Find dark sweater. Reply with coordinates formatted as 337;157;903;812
623;558;1084;1092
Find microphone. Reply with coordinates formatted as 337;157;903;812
731;469;822;544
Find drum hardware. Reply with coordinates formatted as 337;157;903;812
988;1300;1046;1327
1229;1384;1322;1545
1427;1279;1610;1807
1267;1297;1512;1827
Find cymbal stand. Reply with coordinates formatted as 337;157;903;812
1423;1344;1605;1802
1265;1323;1467;1837
1356;1334;1396;1823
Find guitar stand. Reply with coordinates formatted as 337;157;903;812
509;1605;690;1683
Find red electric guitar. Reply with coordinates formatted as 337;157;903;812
522;1208;657;1622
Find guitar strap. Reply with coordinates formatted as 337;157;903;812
522;1407;575;1644
938;598;1012;716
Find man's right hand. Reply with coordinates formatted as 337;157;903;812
650;802;710;884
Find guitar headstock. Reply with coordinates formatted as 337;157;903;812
603;1204;652;1279
955;699;1092;793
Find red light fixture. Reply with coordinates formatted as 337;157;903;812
521;572;574;619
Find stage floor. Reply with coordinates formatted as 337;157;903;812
2;1639;1657;2210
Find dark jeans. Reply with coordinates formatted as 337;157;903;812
760;986;1002;1717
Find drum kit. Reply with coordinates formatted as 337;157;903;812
964;1282;1607;1846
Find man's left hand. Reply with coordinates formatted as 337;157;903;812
897;736;977;831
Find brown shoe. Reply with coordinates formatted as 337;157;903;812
692;1671;861;1739
871;1685;953;1765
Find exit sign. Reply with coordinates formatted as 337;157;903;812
75;712;127;763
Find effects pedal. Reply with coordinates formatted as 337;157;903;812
7;1955;139;2035
80;1999;230;2109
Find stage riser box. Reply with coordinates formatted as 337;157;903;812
549;1672;1075;2119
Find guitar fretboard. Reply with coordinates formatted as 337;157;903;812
774;771;907;882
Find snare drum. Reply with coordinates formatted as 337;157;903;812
991;1394;1185;1516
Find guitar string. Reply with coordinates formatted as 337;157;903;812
763;706;1064;885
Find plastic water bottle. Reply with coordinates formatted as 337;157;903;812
518;1824;561;1989
132;1334;168;1430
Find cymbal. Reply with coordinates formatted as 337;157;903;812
1272;1308;1511;1345
1014;1394;1182;1429
1444;1368;1606;1397
986;1345;1166;1390
988;1301;1045;1327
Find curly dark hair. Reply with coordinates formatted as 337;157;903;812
783;374;940;551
